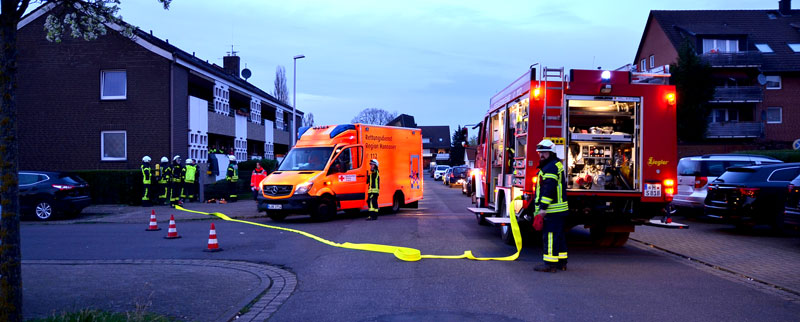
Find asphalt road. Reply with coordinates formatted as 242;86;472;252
21;180;800;321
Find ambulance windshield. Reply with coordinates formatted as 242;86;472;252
278;147;334;171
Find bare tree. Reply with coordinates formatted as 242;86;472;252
351;108;397;125
302;112;314;127
0;1;170;320
272;65;288;104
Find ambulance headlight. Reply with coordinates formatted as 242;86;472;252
294;181;314;195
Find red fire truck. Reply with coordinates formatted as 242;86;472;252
468;66;685;247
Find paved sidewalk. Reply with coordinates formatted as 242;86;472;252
23;259;296;322
631;218;800;296
51;200;265;224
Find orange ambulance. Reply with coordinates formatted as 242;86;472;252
257;124;424;221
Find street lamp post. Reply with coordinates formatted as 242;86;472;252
292;54;305;146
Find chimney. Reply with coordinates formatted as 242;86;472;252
780;0;791;15
223;54;240;78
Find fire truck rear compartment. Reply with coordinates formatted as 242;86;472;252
566;97;639;192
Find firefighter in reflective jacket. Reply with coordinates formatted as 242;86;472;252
226;155;239;202
157;156;170;205
366;159;380;221
184;159;198;202
170;155;183;207
533;139;570;273
141;156;152;207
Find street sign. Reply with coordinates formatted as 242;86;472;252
793;139;800;150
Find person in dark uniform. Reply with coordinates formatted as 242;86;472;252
157;156;171;205
533;139;570;273
366;159;380;221
141;156;152;207
170;155;183;207
226;155;239;202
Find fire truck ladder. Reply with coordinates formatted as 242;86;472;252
542;67;566;138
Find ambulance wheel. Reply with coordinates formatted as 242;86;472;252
389;192;403;214
268;212;287;222
313;197;336;221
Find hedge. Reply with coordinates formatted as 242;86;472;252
732;150;800;163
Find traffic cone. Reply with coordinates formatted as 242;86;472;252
145;210;161;231
164;215;181;239
204;223;222;252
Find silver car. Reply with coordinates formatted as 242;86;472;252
673;154;782;210
433;165;450;181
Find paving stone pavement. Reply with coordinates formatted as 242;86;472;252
23;259;295;322
631;217;800;296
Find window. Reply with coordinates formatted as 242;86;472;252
789;44;800;53
640;59;646;71
769;167;800;182
649;55;654;68
422;138;430;144
702;39;739;53
755;44;773;53
101;70;126;100
101;131;127;161
765;76;781;89
711;108;738;123
766;107;782;124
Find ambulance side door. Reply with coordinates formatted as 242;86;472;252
327;145;366;210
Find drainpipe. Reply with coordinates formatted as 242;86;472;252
170;53;175;156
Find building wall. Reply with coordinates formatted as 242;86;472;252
761;73;800;142
635;18;679;71
172;65;190;158
17;13;172;171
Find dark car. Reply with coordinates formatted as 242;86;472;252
784;174;800;230
704;163;800;229
445;166;469;187
19;171;91;221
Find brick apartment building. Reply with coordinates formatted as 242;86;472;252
633;0;800;155
17;3;301;171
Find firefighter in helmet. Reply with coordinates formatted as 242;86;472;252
170;155;183;207
157;156;171;205
533;139;570;273
366;159;380;220
184;158;198;202
141;156;152;207
226;155;239;202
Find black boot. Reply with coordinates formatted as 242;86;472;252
557;262;568;271
534;264;558;273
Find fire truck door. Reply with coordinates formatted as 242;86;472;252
410;155;421;190
327;145;366;210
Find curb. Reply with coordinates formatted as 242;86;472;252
23;259;296;321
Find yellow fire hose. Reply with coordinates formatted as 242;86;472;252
176;196;523;261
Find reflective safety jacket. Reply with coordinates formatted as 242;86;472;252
226;164;239;182
367;170;380;194
184;164;197;184
251;168;267;188
171;163;183;183
159;163;171;184
154;163;162;182
535;156;568;214
141;163;152;185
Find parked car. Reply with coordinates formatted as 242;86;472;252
433;165;450;181
462;168;474;194
674;154;782;212
704;163;800;229
19;171;91;221
446;166;469;187
784;174;800;230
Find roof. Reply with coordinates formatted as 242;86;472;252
386;114;417;127
19;2;298;113
636;8;800;72
419;126;451;149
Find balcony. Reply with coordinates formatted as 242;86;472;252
700;52;762;68
710;86;763;103
706;122;763;139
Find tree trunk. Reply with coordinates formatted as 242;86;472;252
0;15;22;322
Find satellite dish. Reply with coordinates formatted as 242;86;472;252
757;73;767;85
242;68;252;80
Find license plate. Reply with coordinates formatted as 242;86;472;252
267;204;282;210
644;183;662;197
